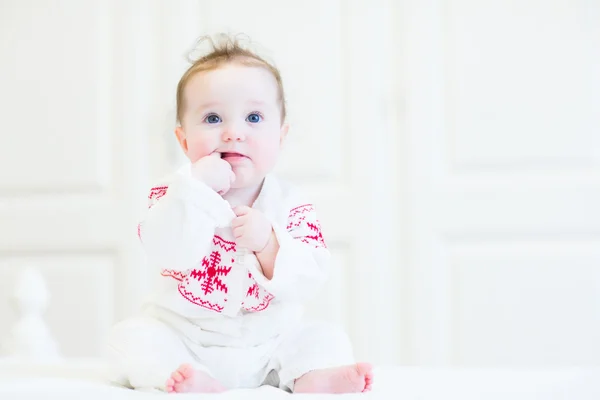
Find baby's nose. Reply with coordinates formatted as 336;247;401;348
222;127;245;142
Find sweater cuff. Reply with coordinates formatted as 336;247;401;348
168;172;236;228
246;221;320;296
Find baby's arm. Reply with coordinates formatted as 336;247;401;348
249;202;331;303
254;229;278;279
138;171;235;272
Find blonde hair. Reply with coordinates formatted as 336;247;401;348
176;34;286;124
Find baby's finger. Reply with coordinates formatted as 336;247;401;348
231;216;244;228
233;205;251;216
233;226;244;239
218;180;231;196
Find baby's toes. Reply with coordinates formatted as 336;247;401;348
171;370;185;383
177;364;195;379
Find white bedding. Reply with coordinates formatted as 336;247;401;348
1;361;599;400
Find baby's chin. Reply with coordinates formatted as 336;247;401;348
230;170;266;189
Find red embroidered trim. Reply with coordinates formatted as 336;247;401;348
213;235;236;252
243;293;274;312
299;220;327;248
160;269;185;282
299;235;326;248
148;186;168;208
286;215;306;230
286;204;327;248
247;282;260;299
242;272;274;312
148;186;168;199
177;285;224;312
288;204;315;218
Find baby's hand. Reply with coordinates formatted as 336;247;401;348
231;206;273;252
191;153;236;195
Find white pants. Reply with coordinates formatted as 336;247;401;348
105;316;354;392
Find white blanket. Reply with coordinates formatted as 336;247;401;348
1;362;599;400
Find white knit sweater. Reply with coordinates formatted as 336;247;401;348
137;164;330;347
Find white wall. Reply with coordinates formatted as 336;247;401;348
0;0;598;367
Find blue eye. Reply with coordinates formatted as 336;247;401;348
205;114;221;124
246;113;262;123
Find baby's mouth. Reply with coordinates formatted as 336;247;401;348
221;152;248;159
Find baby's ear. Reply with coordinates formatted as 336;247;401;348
175;126;189;153
279;123;290;146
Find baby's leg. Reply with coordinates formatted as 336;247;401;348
271;322;373;393
106;316;224;393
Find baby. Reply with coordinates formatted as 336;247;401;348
106;34;373;394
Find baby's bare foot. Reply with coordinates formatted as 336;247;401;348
165;364;226;393
294;363;374;393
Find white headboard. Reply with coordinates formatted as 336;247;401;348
1;268;61;361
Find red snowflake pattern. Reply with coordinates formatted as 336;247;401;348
159;234;277;313
191;251;232;295
160;234;236;313
176;249;233;312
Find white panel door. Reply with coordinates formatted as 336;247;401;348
0;0;150;357
400;0;600;365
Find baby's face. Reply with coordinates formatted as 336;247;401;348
177;64;287;189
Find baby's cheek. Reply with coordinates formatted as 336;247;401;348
256;143;281;170
186;137;214;163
